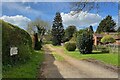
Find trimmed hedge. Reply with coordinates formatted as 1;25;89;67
65;42;76;51
1;20;33;65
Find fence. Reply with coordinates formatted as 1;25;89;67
107;44;120;53
93;44;120;53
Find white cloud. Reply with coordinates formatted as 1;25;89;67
3;3;44;17
61;11;102;29
0;15;31;30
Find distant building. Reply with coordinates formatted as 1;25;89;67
93;32;120;45
93;33;103;45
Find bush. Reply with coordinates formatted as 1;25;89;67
1;20;32;65
93;45;109;53
101;35;116;44
65;42;76;51
101;47;109;53
77;32;93;54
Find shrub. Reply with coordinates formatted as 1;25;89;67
77;32;93;54
65;42;76;51
101;35;116;44
93;45;109;53
101;47;109;53
2;20;32;65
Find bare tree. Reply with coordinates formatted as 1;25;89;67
27;18;50;35
70;2;116;15
27;18;50;42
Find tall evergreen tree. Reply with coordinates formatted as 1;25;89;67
88;25;94;33
51;12;64;45
96;15;116;33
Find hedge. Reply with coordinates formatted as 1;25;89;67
65;42;76;51
1;20;32;65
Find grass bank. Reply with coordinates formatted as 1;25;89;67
3;50;44;78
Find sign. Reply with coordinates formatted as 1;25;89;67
10;47;18;56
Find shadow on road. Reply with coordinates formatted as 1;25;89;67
37;47;64;79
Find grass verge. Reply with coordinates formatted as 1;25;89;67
3;50;44;78
52;52;64;61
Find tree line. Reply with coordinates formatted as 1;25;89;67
27;12;119;54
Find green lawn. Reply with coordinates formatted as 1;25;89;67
64;48;118;66
48;44;119;66
3;50;44;78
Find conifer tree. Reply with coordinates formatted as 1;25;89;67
96;15;116;33
88;25;94;33
51;12;64;45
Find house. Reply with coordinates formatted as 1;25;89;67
112;35;120;45
93;32;120;45
93;33;103;45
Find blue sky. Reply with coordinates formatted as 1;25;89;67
1;2;118;31
2;2;71;21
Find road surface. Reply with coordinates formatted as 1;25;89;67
39;44;118;79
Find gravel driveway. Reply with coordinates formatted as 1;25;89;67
38;44;118;79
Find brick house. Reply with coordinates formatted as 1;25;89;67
93;33;103;45
93;33;120;45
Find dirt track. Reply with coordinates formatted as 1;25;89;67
39;44;118;78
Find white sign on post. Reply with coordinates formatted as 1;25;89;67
10;47;18;56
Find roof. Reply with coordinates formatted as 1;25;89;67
112;36;120;40
93;34;103;37
94;33;120;39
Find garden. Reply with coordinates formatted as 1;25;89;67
1;11;119;78
44;12;119;67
